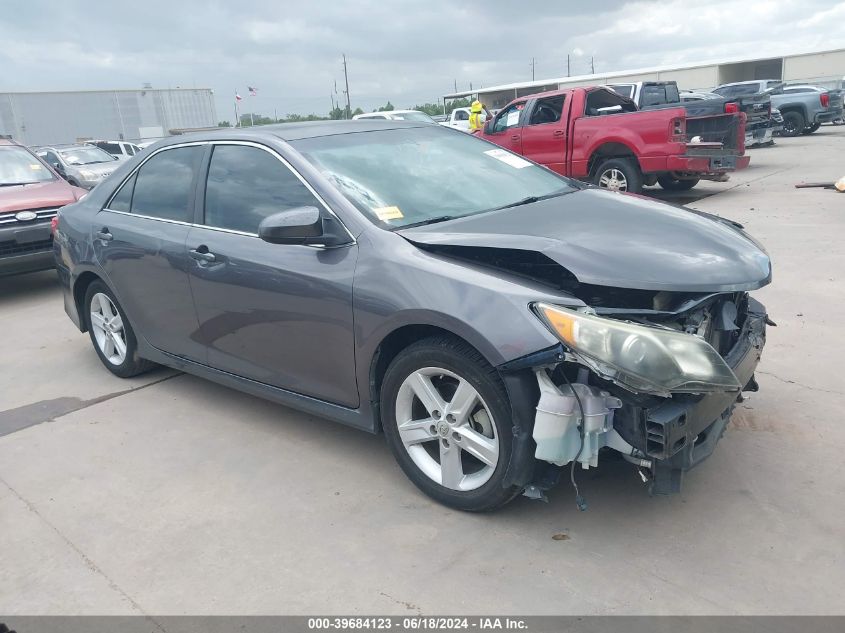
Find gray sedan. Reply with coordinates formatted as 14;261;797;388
36;144;120;189
54;121;771;511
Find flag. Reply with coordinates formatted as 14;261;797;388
235;92;243;102
248;86;257;96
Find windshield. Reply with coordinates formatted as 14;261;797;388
59;146;115;165
0;147;56;185
390;111;436;123
291;126;575;229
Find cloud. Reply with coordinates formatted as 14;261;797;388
1;0;844;119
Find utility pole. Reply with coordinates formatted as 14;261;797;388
567;54;571;77
531;57;535;81
591;56;595;74
454;78;458;93
342;54;351;119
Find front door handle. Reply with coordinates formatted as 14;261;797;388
553;130;565;137
511;134;520;141
96;228;113;241
189;248;216;263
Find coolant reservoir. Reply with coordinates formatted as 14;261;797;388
533;370;622;467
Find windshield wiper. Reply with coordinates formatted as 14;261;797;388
490;189;572;212
397;215;454;229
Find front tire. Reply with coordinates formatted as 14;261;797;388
802;123;821;134
593;158;643;193
380;336;522;511
84;280;156;378
657;175;700;191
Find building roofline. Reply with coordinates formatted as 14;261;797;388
443;46;845;99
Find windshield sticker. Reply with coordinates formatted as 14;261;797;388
484;149;532;169
374;206;404;221
30;164;43;170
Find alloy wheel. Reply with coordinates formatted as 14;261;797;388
394;367;499;491
90;292;128;365
598;168;628;191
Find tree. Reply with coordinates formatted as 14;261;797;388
375;101;394;112
217;120;231;127
352;107;364;116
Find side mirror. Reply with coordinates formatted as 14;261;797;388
53;162;63;171
258;206;351;247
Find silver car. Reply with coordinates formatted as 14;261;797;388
35;144;119;189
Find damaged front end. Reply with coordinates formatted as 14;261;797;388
501;288;769;499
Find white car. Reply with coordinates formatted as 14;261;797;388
352;110;437;123
439;107;489;133
87;140;143;161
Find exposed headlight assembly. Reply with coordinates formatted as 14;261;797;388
534;303;741;396
79;169;97;180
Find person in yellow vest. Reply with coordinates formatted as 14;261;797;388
469;100;486;132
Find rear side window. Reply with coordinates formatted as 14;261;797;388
608;85;634;99
98;142;121;154
454;110;469;121
131;145;203;222
528;95;565;125
203;144;321;234
108;172;137;212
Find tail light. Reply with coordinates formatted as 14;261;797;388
821;93;830;108
670;117;686;142
50;216;59;236
724;102;739;114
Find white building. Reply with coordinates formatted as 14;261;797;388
445;48;845;109
0;88;218;146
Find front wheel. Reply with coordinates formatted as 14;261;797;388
380;336;522;511
657;175;700;191
84;280;156;378
593;158;643;193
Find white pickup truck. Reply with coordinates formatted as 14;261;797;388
439;107;491;132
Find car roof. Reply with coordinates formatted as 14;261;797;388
155;120;432;144
0;139;21;147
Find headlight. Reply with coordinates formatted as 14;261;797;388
79;169;97;180
534;303;741;395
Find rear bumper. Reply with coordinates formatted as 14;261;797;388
660;153;750;174
0;221;55;277
815;108;843;124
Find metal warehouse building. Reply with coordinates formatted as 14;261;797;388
446;47;845;109
0;88;217;146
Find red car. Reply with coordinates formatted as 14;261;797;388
474;86;750;193
0;139;87;277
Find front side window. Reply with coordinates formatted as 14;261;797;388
131;145;203;222
292;125;575;229
453;110;469;121
204;145;321;234
0;147;56;185
492;102;525;132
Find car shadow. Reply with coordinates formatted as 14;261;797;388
0;270;59;307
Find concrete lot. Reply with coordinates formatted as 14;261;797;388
1;128;844;616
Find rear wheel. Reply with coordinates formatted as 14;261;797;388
380;336;521;511
84;280;156;378
781;111;805;137
657;175;700;191
593;158;643;193
802;123;821;134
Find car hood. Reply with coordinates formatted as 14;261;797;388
69;162;117;176
398;188;771;292
0;179;84;213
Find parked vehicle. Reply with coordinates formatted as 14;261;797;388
352;110;437;123
779;84;845;132
474;86;749;193
679;89;775;147
770;107;784;135
87;139;143;160
56;121;770;510
0;139;86;276
35;144;119;189
712;80;844;136
609;83;773;148
440;107;492;132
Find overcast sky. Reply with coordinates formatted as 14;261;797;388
3;0;844;120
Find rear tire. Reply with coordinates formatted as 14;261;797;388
781;111;805;137
380;336;522;512
84;280;156;378
802;123;821;134
657;175;700;191
593;158;643;194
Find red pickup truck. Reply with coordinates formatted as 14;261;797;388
474;86;749;193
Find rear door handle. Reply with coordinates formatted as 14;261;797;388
96;228;113;241
189;248;216;263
